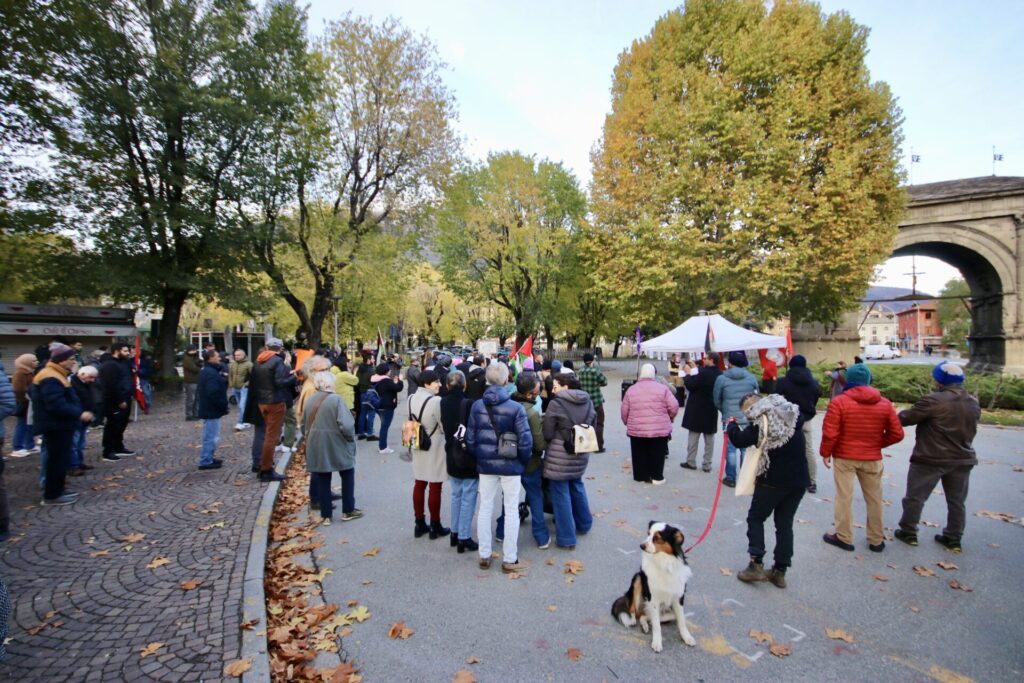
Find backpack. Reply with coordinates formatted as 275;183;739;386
402;395;437;452
361;387;382;410
565;423;599;455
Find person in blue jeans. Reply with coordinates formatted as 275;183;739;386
68;365;99;475
197;349;229;470
369;363;403;454
542;372;596;549
510;372;549;547
440;371;479;551
713;351;760;487
10;353;39;455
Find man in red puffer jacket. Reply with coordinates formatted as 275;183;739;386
819;363;903;553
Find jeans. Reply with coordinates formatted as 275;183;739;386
724;422;746;481
521;469;549;545
250;424;266;470
233;387;248;424
377;409;395;449
13;416;34;451
357;406;376;437
185;383;198;419
746;483;805;568
309;472;333;519
449;476;479;541
42;430;72;500
899;462;972;541
549;478;593;547
478;474;522;564
200;418;221;466
70;425;87;469
336;468;355;514
140;379;153;410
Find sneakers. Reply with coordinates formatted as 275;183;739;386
766;567;787;589
101;453;121;462
650;478;666;486
537;541;551;550
234;424;245;431
321;518;332;526
258;470;287;482
42;494;77;506
680;462;697;470
9;449;31;458
501;560;528;574
869;541;886;553
198;460;223;470
378;447;395;455
341;509;364;522
702;464;712;473
737;558;768;583
478;557;491;570
115;450;136;457
823;533;855;552
894;529;919;546
722;479;736;488
935;534;962;552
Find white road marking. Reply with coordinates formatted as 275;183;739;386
730;646;764;662
617;548;637;555
783;624;806;642
721;598;744;608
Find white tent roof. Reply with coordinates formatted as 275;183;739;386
642;314;787;354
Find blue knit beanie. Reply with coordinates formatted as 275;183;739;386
789;354;807;368
728;351;748;367
845;362;872;386
932;362;965;385
551;360;562;373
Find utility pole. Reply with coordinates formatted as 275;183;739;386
903;255;925;297
331;296;342;352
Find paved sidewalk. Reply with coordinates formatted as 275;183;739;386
0;399;267;681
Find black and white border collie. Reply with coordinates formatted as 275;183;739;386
611;521;696;652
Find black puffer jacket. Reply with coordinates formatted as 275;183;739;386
727;416;810;489
441;389;476;479
775;366;821;422
251;353;297;405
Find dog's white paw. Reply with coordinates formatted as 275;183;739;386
651;637;663;653
682;632;696;647
639;618;650;634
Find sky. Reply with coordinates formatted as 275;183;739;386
306;0;1024;296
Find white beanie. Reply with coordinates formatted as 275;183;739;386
639;363;656;380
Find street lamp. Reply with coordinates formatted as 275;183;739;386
331;296;343;352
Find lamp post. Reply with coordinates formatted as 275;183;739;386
913;303;923;355
331;296;343;352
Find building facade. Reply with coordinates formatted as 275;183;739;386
896;302;943;352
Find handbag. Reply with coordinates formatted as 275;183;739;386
484;404;519;459
735;415;768;497
296;394;330;461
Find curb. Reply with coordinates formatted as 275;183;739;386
241;450;294;683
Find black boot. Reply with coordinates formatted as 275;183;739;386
450;531;459;547
457;538;479;554
414;518;429;538
429;520;451;540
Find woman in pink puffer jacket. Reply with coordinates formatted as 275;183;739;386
621;363;679;484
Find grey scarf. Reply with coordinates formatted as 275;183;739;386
743;394;800;475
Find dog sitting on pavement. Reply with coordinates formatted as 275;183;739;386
611;521;696;652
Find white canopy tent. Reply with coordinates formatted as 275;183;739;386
642;314;787;354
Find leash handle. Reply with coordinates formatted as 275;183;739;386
684;431;729;553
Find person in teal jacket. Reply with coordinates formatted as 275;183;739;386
713;350;759;487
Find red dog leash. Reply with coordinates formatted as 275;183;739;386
684;430;730;553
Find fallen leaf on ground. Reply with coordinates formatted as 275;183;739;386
452;670;477;683
223;658;252;676
387;621;415;640
347;599;359;607
362;547;381;557
564;560;584;575
180;579;202;591
825;628;855;643
361;579;373;585
975;510;1019;524
564;576;574;584
921;521;939;528
937;561;959;570
566;647;583;661
544;559;555;566
547;605;557;612
912;565;936;577
749;630;773;644
872;575;888;582
466;655;480;664
769;642;792;657
240;619;259;630
122;533;146;543
139;642;164;658
989;543;1000;548
347;605;371;623
146;556;170;570
720;567;733;576
329;660;360;683
89;550;109;557
678;505;692;512
948;580;973;592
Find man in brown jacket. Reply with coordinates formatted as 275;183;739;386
894;362;980;553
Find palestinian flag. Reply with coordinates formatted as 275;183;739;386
512;336;533;373
133;336;148;414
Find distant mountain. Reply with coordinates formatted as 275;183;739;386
862;286;937;313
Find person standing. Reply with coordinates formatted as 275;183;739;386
819;363;904;553
229;349;253;432
466;362;533;573
681;353;721;472
713;351;760;487
137;350;154;410
894;362;980;553
668;353;686;406
99;342;136;462
196;348;229;470
31;344;93;505
182;344;201;420
355;352;376;439
408;370;449;539
304;372;360;525
370;363;404;454
10;353;39;456
442;371;479;552
329;356;360;415
242;347;267;473
69;366;98;476
577;353;608;453
621;363;678;485
827;360;847;400
251;338;295;482
727;393;808;588
511;371;548;549
543;372;596;549
775;355;821;493
465;356;487;401
0;358;16;539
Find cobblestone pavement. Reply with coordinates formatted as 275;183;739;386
0;398;269;682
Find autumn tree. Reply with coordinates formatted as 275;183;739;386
436;151;587;345
589;0;904;330
937;277;971;349
242;14;460;346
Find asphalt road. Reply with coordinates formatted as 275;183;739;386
314;360;1023;682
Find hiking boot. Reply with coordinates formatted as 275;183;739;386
737;558;768;583
894;529;919;546
340;509;363;522
767;567;787;589
258;470;286;482
934;534;962;553
823;533;855;551
101;453;121;462
502;560;528;574
458;538;479;553
414;519;429;538
429;521;451;540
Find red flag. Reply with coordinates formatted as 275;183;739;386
513;336;533;372
133;336;148;414
785;328;794;365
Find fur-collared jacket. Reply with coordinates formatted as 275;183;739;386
727;395;809;489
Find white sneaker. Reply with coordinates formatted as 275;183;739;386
9;449;30;458
27;446;41;455
234;424;244;431
651;478;666;486
378;448;395;455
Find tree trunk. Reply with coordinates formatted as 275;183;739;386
155;288;188;386
544;325;554;352
565;334;577;352
612;337;621;359
583;333;594;349
308;279;334;348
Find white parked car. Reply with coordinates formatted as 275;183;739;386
863;344;896;360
